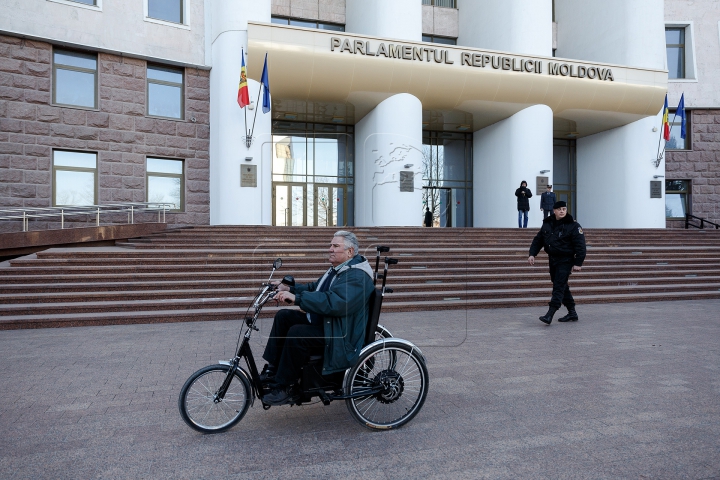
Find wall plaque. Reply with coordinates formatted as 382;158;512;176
399;171;414;192
536;176;549;194
650;180;662;198
241;165;257;188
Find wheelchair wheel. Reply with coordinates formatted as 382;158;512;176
374;324;393;341
345;341;429;430
178;364;252;434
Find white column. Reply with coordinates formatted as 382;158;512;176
355;94;423;227
555;0;666;228
458;0;552;56
473;105;554;228
208;0;271;225
346;0;421;41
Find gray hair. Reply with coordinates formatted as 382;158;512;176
334;230;359;255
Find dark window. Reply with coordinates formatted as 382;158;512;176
666;109;691;150
665;180;690;219
68;0;96;4
422;35;457;45
53;48;97;109
148;0;183;24
422;0;457;7
666;27;685;79
271;16;345;32
147;158;184;211
53;150;97;206
147;65;184;119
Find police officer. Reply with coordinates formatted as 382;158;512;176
527;201;586;324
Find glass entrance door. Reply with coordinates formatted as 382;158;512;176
314;184;346;227
423;187;452;227
273;183;306;226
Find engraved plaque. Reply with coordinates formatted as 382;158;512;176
399;171;414;192
650;180;662;198
536;176;549;194
241;165;257;188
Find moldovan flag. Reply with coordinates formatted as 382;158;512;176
662;94;670;141
237;49;249;108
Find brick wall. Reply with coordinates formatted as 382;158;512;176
0;34;210;233
665;109;720;228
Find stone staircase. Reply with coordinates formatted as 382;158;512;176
1;226;720;329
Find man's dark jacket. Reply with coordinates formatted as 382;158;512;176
540;191;557;211
529;213;587;267
290;254;374;374
515;187;532;211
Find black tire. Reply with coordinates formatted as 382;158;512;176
374;324;393;341
178;364;252;434
345;341;429;430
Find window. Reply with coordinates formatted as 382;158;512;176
665;180;690;219
271;16;344;32
53;49;97;109
666;109;691;150
69;0;95;4
422;35;457;45
48;0;101;7
147;65;184;119
147;0;183;24
422;0;457;7
147;158;184;210
53;151;97;206
666;27;685;79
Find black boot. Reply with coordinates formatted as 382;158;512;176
539;307;558;325
558;307;579;322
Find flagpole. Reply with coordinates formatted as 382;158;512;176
249;83;263;140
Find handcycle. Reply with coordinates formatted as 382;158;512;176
178;246;429;432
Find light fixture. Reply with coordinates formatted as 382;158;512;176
652;127;658;132
331;116;344;123
540;170;550;174
245;157;253;162
248;101;255;111
653;175;664;179
456;125;471;131
404;164;414;169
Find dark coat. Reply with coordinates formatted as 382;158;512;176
291;255;374;374
515;187;532;211
529;213;587;267
540;191;557;211
424;210;433;227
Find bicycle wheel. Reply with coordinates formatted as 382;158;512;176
178;364;252;433
345;341;429;430
374;324;393;342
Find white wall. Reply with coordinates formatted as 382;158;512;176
355;94;423;227
473;105;554;228
208;0;272;225
457;0;552;56
0;0;206;66
346;0;421;41
576;114;666;228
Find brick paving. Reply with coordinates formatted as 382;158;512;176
1;299;719;479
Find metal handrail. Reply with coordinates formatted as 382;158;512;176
0;202;175;232
685;213;720;230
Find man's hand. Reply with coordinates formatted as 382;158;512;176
572;265;582;272
528;256;535;266
270;280;290;292
275;291;295;304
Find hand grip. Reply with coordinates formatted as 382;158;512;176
377;246;390;253
281;275;295;287
385;257;398;265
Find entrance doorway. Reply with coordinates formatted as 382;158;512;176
272;183;347;227
423;187;452;227
553;139;577;218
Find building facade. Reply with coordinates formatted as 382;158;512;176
0;0;717;231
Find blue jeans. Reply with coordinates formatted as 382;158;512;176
518;210;528;228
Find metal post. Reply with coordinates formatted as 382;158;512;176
61;209;64;229
162;205;166;223
23;211;27;232
131;205;134;224
96;207;100;226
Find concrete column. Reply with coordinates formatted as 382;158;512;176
555;0;666;228
208;0;271;225
346;0;421;42
458;0;552;56
473;105;554;228
355;94;423;227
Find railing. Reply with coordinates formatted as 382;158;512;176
685;213;720;230
422;0;456;8
0;202;175;232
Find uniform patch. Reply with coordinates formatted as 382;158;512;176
578;227;584;234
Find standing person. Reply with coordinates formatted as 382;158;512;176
424;207;433;227
515;181;532;228
540;184;557;219
527;201;586;324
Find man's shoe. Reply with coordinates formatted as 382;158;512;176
558;307;579;322
539;307;558;325
259;363;277;384
263;385;295;406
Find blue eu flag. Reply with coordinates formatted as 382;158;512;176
675;94;686;139
261;53;271;114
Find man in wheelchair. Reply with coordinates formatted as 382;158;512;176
261;230;375;405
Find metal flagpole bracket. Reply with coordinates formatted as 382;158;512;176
244;135;254;148
653;152;664;168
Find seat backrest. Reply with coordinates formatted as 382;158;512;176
364;288;383;346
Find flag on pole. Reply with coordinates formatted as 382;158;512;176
662;94;670;141
237;49;250;108
260;53;271;114
675;93;686;139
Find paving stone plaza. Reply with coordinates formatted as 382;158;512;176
1;299;719;479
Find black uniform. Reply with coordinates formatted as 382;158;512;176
529;213;586;309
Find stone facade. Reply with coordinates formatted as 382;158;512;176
665;109;720;228
0;34;210;232
271;0;346;24
422;5;459;38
